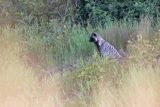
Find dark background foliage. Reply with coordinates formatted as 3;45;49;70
0;0;159;27
76;0;160;26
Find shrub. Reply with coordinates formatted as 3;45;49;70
76;0;160;26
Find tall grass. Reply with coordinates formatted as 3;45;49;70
0;27;65;107
19;17;159;66
0;17;160;107
61;18;160;106
62;35;160;106
91;65;160;107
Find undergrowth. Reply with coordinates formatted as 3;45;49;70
0;17;160;107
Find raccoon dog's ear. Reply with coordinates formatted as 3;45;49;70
92;32;97;37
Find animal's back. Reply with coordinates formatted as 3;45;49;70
99;42;122;59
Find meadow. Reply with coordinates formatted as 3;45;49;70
0;17;160;107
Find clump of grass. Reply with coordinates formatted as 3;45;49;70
50;25;94;65
63;56;160;107
100;20;138;50
91;65;160;107
1;17;160;107
47;18;150;65
0;26;64;107
17;17;158;67
62;32;160;107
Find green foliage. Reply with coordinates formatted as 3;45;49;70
76;0;160;26
1;0;160;27
19;20;94;65
50;24;94;64
62;54;123;106
62;33;160;106
127;36;158;64
18;17;159;66
1;1;160;106
0;0;74;26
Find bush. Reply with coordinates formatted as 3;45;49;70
62;33;160;106
76;0;160;26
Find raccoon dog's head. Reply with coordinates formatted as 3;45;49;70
89;33;98;43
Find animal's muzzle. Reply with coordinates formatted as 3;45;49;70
89;37;95;42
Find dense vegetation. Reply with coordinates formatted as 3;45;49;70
0;0;160;26
0;0;160;107
76;0;160;25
